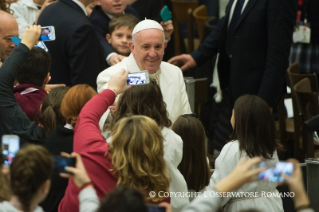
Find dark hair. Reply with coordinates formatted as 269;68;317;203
0;2;13;14
60;84;96;129
39;86;70;135
10;144;53;212
230;95;283;159
111;80;171;129
98;186;147;212
109;14;139;35
172;116;210;191
17;47;51;87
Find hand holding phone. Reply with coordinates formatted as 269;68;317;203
127;71;150;86
59;152;92;188
1;135;20;165
258;161;293;182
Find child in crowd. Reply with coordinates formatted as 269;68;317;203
106;14;139;56
207;95;284;211
14;47;51;124
38;86;70;136
172;115;211;202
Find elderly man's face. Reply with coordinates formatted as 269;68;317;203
0;17;18;62
129;29;166;74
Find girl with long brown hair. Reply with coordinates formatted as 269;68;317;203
207;95;284;212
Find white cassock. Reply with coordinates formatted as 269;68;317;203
96;53;192;126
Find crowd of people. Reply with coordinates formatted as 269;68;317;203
0;0;318;211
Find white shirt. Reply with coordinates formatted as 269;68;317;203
72;0;87;16
228;0;250;26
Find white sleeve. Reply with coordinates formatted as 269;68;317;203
79;187;100;212
163;131;189;212
205;141;239;206
11;3;35;37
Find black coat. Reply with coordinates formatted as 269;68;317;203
191;0;297;107
38;0;106;90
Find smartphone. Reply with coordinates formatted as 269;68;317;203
1;135;20;166
258;161;293;182
39;26;56;41
127;71;150;86
53;156;76;174
11;37;21;46
147;205;166;212
160;5;172;22
35;41;49;52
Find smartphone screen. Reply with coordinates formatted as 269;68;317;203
53;156;76;174
1;135;20;165
258;161;293;182
39;26;55;41
147;205;166;212
35;41;49;52
127;72;149;85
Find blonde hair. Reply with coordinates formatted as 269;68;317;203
109;116;170;202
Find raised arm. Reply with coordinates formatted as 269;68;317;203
74;69;130;151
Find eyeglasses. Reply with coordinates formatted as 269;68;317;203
182;113;198;118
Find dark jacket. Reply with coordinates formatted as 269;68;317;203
41;125;74;212
0;44;46;146
191;0;296;107
37;0;106;90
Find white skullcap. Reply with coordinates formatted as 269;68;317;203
132;19;164;36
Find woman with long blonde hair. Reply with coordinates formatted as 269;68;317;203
110;116;170;200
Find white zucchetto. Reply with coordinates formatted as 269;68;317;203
132;19;164;36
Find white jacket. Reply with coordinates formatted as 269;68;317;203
11;0;39;37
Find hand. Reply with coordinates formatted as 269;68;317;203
34;0;57;24
215;157;266;192
0;59;2;68
59;152;92;188
86;2;97;17
158;202;172;212
109;54;126;66
161;20;173;41
42;0;57;9
282;159;309;209
45;84;66;93
109;99;118;116
21;25;42;50
167;54;197;71
108;69;130;95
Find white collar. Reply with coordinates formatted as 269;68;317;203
72;0;88;16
